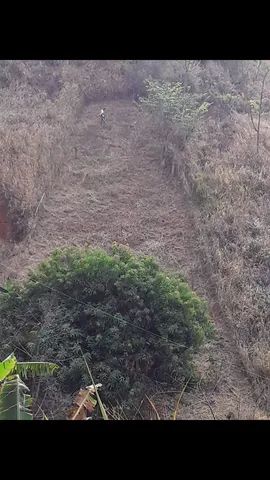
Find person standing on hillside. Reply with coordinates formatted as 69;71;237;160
100;108;106;126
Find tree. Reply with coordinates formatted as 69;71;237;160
248;67;270;154
140;79;210;141
0;353;58;420
140;79;210;175
0;245;213;417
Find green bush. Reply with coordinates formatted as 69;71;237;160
0;245;212;417
140;79;210;143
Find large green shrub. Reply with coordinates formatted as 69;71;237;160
0;245;212;417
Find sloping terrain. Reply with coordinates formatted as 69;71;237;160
0;99;267;419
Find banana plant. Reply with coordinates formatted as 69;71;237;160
0;353;59;420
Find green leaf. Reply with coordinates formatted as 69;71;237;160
0;353;16;381
0;374;33;420
16;362;59;379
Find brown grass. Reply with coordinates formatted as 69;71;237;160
187;115;270;408
141;90;270;409
0;72;81;239
0;60;192;243
0;61;137;242
2;60;270;417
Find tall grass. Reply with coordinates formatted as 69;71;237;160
0;60;139;242
136;60;270;410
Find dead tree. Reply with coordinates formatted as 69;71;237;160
255;60;262;81
249;67;269;154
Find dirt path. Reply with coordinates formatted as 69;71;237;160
0;100;267;419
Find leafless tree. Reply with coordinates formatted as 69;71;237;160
249;67;269;154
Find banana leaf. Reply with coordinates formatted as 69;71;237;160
0;374;33;420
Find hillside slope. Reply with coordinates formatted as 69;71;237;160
0;99;267;419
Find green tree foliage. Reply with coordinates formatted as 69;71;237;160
0;353;58;420
140;79;210;143
0;246;212;416
0;374;33;420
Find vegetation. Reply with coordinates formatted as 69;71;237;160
1;60;270;417
0;245;212;418
139;79;210;176
0;353;58;420
137;60;270;409
140;79;210;142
